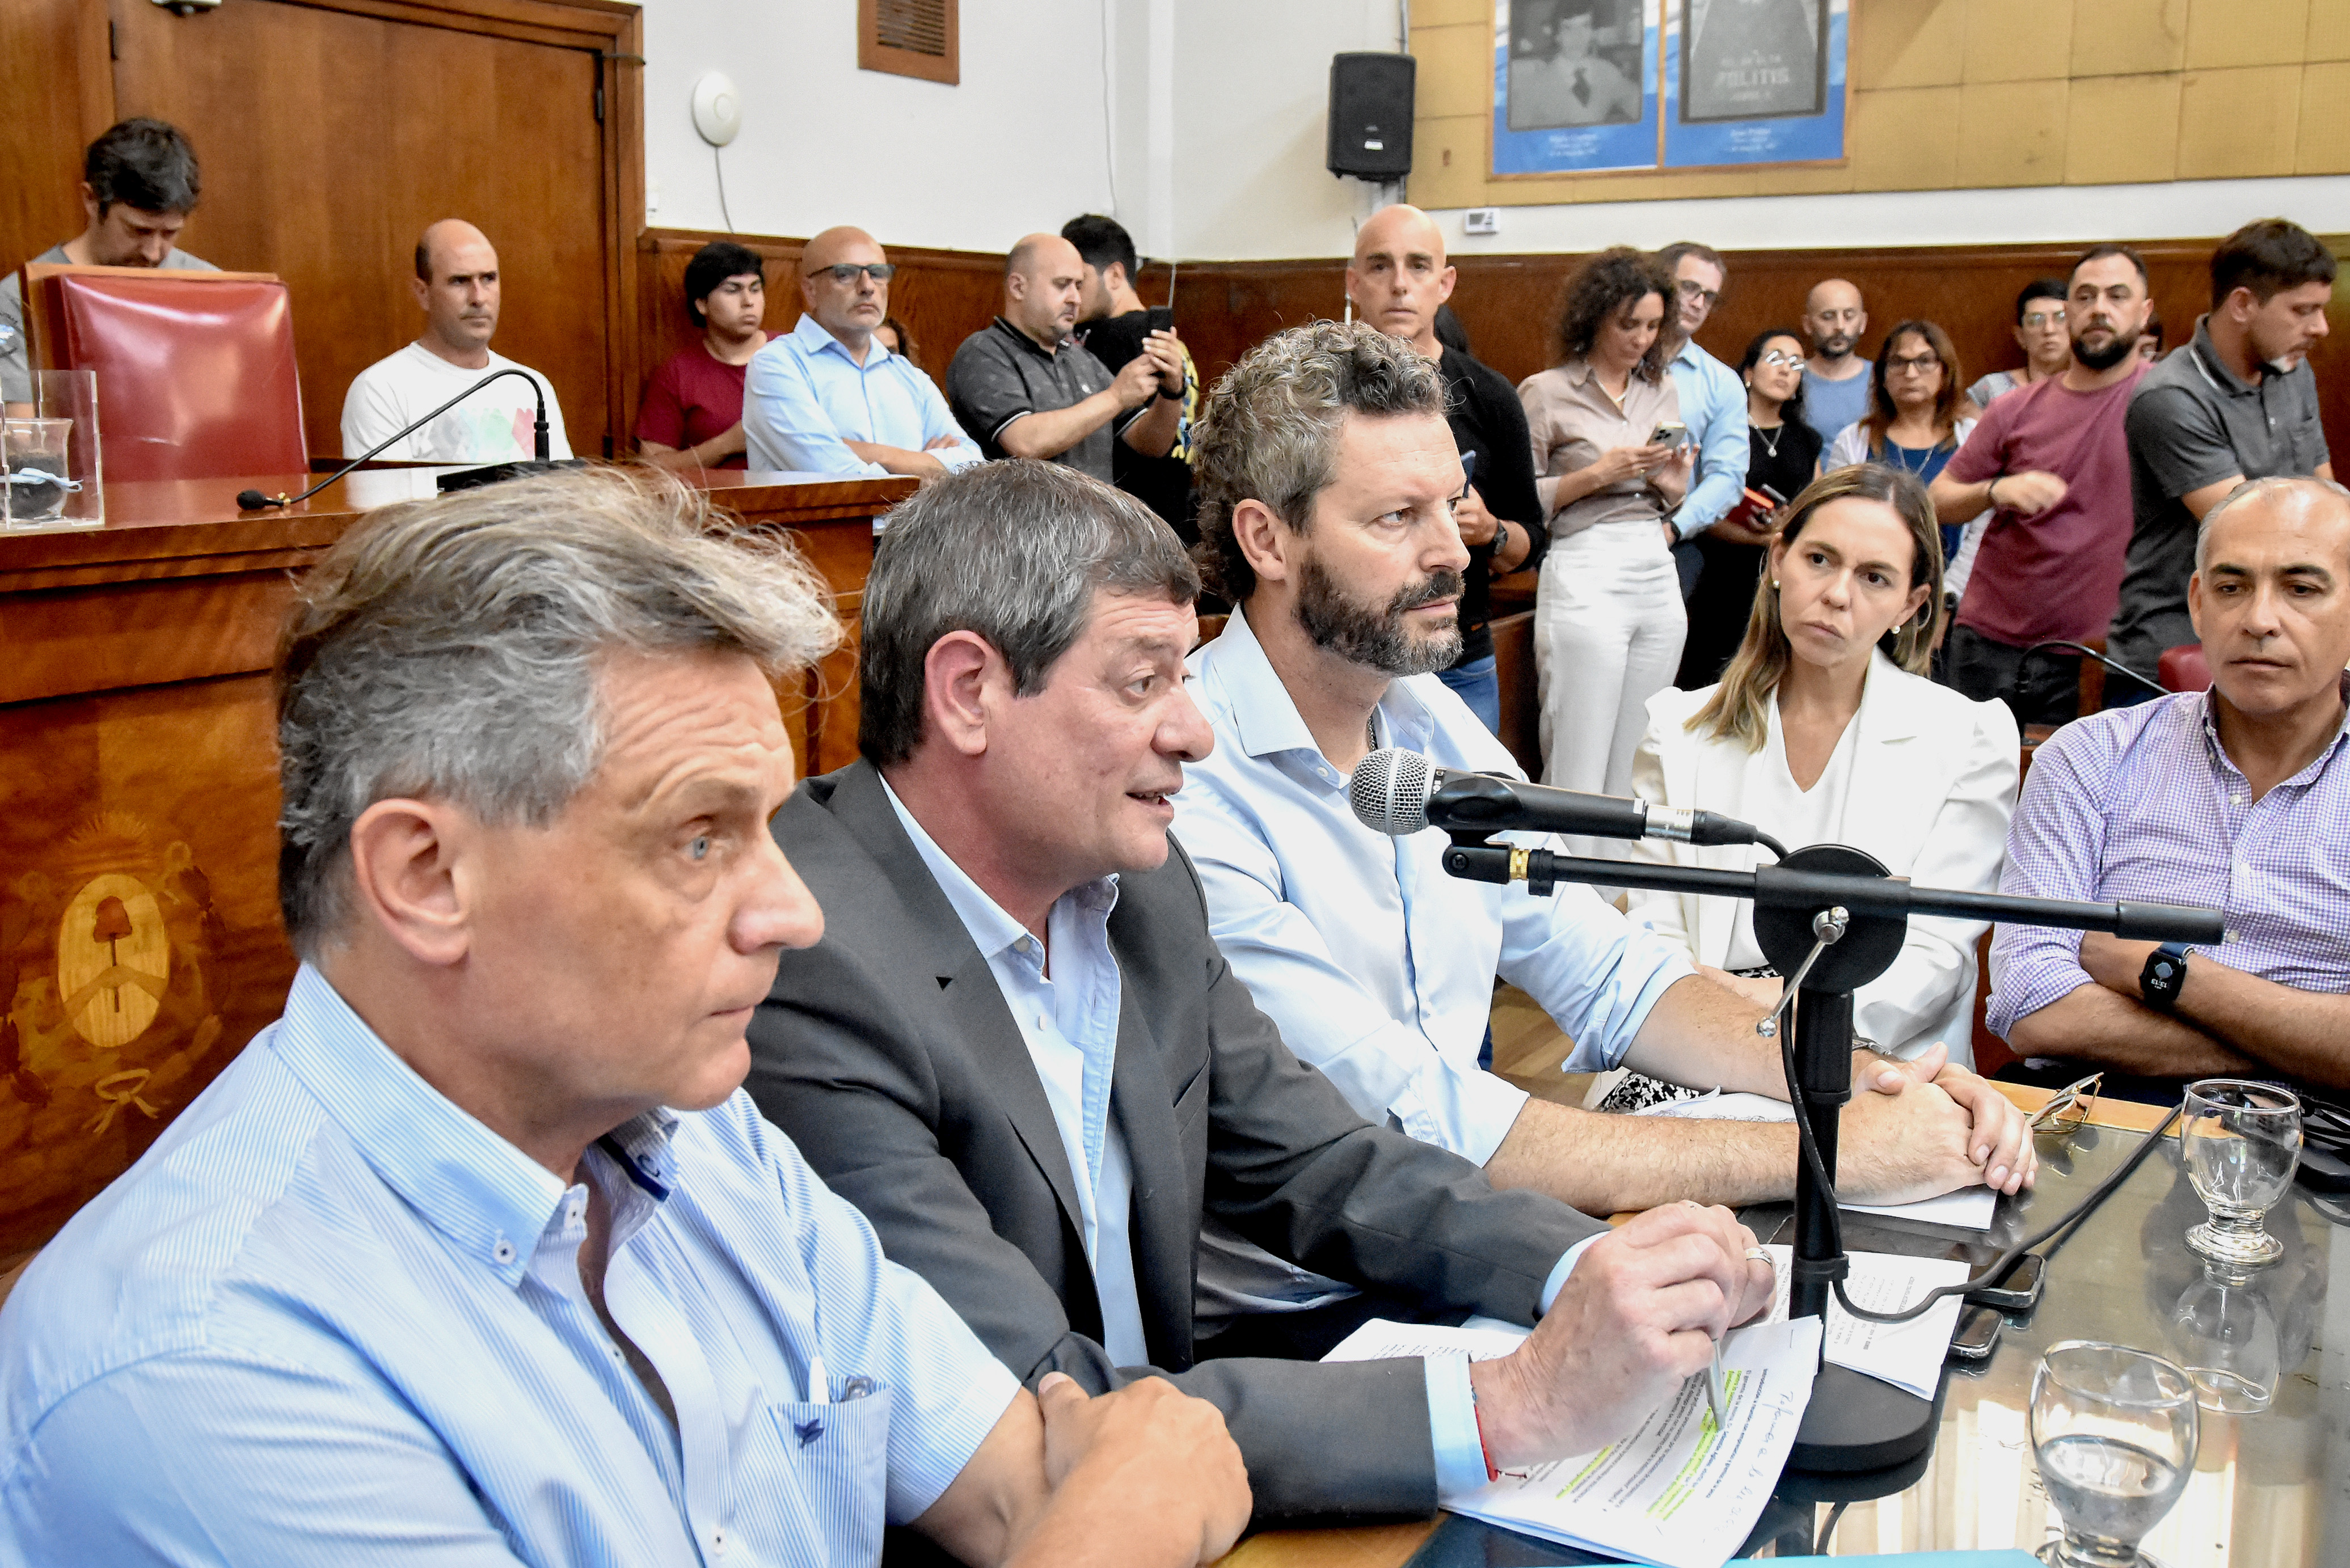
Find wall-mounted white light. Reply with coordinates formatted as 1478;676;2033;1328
691;71;742;147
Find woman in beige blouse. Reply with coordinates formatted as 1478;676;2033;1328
1517;248;1691;844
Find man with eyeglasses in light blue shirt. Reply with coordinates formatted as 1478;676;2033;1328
1657;242;1750;601
744;225;985;479
0;471;1251;1568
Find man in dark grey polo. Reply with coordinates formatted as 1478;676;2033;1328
2108;219;2336;696
945;233;1184;480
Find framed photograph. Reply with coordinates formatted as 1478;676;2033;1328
1491;0;1661;176
1663;0;1846;167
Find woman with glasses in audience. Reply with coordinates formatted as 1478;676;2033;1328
1825;319;1976;565
1679;327;1822;688
1608;467;2018;1099
1517;247;1693;834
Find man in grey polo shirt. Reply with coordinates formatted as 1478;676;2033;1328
3;119;216;409
945;233;1184;481
2108;219;2335;696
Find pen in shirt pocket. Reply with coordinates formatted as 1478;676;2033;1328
808;1353;830;1405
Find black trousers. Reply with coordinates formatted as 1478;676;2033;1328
1945;623;2081;728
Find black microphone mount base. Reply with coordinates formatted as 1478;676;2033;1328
436;458;589;495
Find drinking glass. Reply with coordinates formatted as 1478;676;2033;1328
2168;1260;2279;1414
2182;1079;2301;1266
2030;1342;2198;1568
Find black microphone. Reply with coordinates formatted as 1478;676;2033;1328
238;366;558;512
1349;747;1777;851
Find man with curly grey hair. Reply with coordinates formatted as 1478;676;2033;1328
0;470;1251;1567
1172;320;2035;1224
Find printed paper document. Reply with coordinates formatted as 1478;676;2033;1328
1760;1243;1968;1399
1324;1315;1822;1568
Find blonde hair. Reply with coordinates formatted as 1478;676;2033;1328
1689;466;1945;752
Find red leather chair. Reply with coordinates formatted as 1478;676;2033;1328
2159;644;2213;692
19;263;306;484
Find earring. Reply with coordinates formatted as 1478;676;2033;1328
1770;580;1780;591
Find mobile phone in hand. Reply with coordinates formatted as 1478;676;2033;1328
1146;306;1174;335
1650;422;1689;448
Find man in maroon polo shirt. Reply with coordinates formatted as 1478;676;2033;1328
1929;244;2153;725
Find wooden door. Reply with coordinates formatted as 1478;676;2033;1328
105;0;639;459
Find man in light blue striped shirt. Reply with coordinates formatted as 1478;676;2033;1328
0;471;1249;1567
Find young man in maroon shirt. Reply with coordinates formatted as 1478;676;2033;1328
635;240;769;471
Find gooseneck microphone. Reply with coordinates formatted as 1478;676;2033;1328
237;366;555;512
1348;747;1786;855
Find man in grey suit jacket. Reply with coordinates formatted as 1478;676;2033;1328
746;459;1774;1525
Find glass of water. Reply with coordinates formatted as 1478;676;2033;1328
2030;1341;2197;1568
2182;1079;2301;1266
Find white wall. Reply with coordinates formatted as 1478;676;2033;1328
638;2;2349;261
639;0;1141;253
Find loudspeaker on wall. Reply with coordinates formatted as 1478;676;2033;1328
1327;52;1415;179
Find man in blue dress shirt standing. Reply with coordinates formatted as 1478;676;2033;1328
0;470;1250;1567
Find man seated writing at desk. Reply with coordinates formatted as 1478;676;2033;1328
745;459;1777;1525
2;119;216;413
1991;475;2350;1098
1169;321;2031;1225
0;472;1250;1567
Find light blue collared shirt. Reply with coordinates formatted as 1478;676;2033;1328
1174;605;1697;1165
881;781;1150;1368
744;314;985;477
0;965;1018;1566
1174;607;1681;1501
1668;338;1750;534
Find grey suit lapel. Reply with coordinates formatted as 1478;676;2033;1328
825;763;1090;1239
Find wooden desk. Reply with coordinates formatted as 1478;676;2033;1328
0;469;910;1263
1220;1082;2176;1568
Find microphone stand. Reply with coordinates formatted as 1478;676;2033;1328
238;366;570;512
1442;836;2224;1474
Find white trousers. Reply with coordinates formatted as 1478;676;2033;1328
1534;524;1687;852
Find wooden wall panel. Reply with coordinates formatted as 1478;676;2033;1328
0;0;114;285
636;226;2345;475
1159;240;2350;463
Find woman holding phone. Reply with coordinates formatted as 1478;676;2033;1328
1678;327;1822;688
1516;248;1691;836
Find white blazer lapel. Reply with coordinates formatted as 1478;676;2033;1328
1841;652;1938;867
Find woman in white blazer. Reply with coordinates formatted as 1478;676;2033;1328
1623;464;2020;1071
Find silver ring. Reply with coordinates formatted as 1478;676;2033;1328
1745;1247;1772;1263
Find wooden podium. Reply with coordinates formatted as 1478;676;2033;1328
0;470;912;1264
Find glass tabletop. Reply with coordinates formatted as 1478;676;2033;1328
1410;1119;2348;1565
1751;1118;2344;1562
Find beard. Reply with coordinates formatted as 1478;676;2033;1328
2071;323;2140;371
1296;555;1465;677
1814;331;1854;358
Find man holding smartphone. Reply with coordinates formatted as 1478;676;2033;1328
1065;214;1202;541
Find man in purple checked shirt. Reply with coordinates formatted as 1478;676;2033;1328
1988;475;2350;1100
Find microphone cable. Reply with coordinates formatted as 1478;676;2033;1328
1775;999;2187;1326
237;366;551;513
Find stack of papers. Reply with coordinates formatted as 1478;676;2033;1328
1634;1089;1999;1231
1326;1315;1822;1568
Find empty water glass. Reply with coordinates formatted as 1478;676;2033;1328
2030;1341;2198;1568
2182;1079;2300;1266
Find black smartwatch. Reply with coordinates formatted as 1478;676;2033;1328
1157;379;1187;402
2140;943;2191;1012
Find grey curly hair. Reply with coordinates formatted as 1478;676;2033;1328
275;467;838;954
1191;318;1449;601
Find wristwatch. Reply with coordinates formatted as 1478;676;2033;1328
1491;518;1511;557
2140;943;2191;1012
1157;378;1187;402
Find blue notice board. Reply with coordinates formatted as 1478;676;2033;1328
1663;0;1847;167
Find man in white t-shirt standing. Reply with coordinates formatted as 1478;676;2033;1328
340;219;572;462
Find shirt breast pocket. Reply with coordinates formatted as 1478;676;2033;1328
761;1384;894;1561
